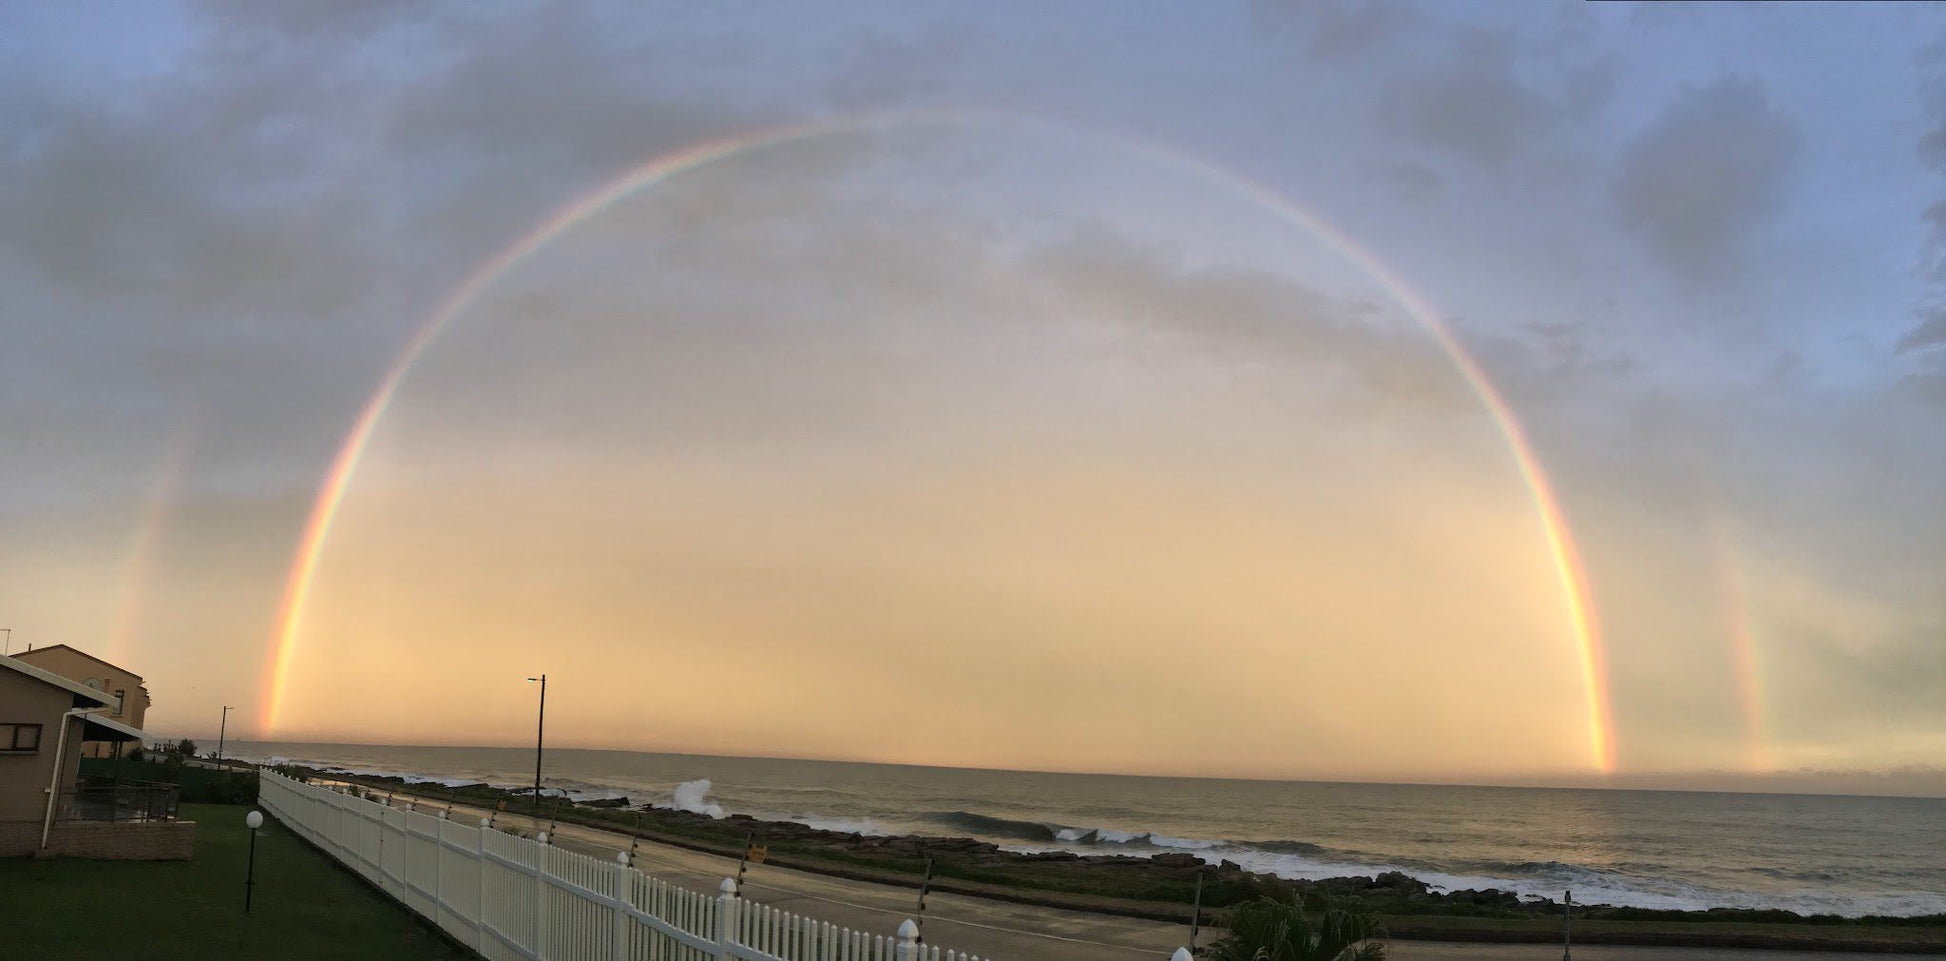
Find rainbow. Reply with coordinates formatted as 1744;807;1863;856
258;112;1617;771
1706;513;1771;772
108;432;194;666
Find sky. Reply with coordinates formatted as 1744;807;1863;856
2;1;1943;793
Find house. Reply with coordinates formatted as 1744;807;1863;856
12;645;152;758
0;652;187;859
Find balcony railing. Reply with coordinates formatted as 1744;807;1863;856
59;779;179;822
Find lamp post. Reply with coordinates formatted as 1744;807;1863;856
526;675;546;813
244;809;264;912
217;705;233;770
1;628;11;655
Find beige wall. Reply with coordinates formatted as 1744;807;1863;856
0;667;87;827
13;647;150;758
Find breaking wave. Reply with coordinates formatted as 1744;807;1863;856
659;778;724;818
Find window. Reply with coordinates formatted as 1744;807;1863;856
0;723;42;753
114;689;126;717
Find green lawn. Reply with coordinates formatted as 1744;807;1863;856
0;803;475;961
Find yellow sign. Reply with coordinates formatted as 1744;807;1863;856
747;843;768;864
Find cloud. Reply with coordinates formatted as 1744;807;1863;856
1613;75;1799;283
1898;308;1946;353
1383;32;1555;168
1913;35;1946;353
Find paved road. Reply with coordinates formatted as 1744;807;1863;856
336;784;1938;961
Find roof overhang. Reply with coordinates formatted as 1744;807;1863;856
81;713;151;744
0;654;117;708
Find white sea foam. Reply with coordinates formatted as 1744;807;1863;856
663;778;724;818
1149;834;1221;851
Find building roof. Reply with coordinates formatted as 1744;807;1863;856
12;644;146;683
81;712;151;744
0;653;119;708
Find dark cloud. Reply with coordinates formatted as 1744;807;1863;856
1898;308;1946;353
1246;0;1411;60
1383;32;1557;167
1379;160;1443;203
1913;34;1946;354
1613;75;1799;283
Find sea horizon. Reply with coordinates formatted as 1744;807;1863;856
198;737;1946;802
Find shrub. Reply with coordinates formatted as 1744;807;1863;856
173;738;198;757
199;770;259;805
1209;895;1385;961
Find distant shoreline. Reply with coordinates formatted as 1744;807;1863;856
262;761;1946;953
218;740;1946;800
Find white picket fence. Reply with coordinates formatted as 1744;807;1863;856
258;771;989;961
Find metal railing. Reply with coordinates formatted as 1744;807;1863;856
59;779;180;823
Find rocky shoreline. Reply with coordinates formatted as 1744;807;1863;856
290;765;1940;928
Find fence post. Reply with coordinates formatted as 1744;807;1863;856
610;852;631;961
376;794;387;893
471;817;489;953
896;919;920;961
715;878;738;961
534;831;550;960
434;809;447;928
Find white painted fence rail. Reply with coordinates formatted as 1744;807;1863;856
258;771;990;961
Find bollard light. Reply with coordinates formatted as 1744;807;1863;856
244;809;264;912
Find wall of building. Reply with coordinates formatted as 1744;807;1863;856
12;647;151;758
0;819;197;860
12;646;150;725
43;819;196;860
0;668;87;825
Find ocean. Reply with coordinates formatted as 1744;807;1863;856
221;741;1946;918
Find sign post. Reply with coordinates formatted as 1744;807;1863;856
735;833;766;892
914;857;934;943
1563;889;1573;961
1189;871;1205;951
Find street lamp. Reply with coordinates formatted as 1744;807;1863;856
1;628;11;655
526;675;546;812
244;809;264;912
217;706;233;769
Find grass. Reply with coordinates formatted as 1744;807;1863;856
0;803;474;961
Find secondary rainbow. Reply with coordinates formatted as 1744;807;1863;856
1706;512;1771;772
109;430;194;666
259;111;1617;771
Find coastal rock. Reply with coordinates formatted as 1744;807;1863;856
1149;853;1205;869
1371;870;1431;896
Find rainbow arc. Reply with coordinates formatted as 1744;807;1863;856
258;112;1617;772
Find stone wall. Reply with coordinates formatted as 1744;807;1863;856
39;819;195;860
0;820;41;858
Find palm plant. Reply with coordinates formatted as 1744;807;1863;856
1207;893;1385;961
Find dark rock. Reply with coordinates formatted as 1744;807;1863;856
1150;853;1205;869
